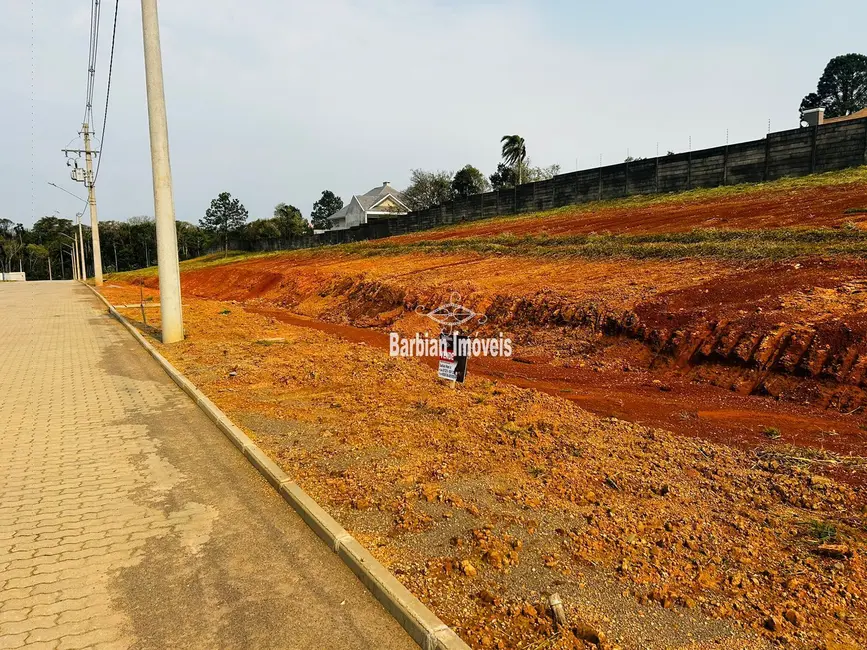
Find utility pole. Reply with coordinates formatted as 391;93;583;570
141;0;184;343
82;124;104;285
76;217;86;282
48;255;52;281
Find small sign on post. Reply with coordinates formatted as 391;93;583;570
438;332;468;383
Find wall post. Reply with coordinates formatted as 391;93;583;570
687;150;692;189
862;119;867;165
625;159;630;195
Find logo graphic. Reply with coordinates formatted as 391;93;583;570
416;292;487;329
389;292;512;364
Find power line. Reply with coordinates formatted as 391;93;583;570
83;0;102;126
47;183;90;219
94;0;119;185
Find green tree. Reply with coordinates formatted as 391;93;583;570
402;169;454;211
489;163;517;190
800;53;867;119
273;203;311;238
176;221;205;260
25;244;48;276
500;135;527;185
200;192;249;255
451;165;491;199
310;190;343;230
524;162;560;182
244;218;281;242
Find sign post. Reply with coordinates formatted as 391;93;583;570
438;332;468;384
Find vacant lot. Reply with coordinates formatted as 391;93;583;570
102;168;867;649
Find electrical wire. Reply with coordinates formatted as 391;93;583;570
93;0;119;185
82;0;102;127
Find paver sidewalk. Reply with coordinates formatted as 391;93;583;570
0;281;415;650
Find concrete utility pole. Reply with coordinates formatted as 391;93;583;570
82;124;104;286
76;217;86;282
59;234;77;280
141;0;184;343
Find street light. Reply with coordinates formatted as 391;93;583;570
59;243;75;281
75;214;86;282
58;233;79;281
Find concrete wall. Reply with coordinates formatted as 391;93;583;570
215;117;867;254
1;272;26;282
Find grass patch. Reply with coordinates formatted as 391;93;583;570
105;249;282;283
335;227;867;262
383;165;867;241
105;167;867;277
806;520;839;543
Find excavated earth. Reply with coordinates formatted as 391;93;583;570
99;173;867;650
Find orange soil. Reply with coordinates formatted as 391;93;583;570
390;182;867;243
121;251;867;485
98;287;867;650
98;175;867;648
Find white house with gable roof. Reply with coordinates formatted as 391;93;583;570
328;182;409;230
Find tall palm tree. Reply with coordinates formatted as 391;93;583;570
500;135;527;185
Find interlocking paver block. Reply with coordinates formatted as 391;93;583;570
0;282;415;650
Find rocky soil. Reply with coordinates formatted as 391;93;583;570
100;287;867;650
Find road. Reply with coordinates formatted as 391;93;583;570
0;281;415;650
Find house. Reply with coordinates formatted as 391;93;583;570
328;182;409;230
801;106;867;126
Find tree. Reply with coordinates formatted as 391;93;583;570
273;203;311;238
489;160;559;189
500;135;527;185
0;219;24;273
800;53;867;120
244;218;281;242
402;169;454;211
524;163;560;182
310;190;343;230
451;165;491;199
200;192;249;255
176;221;205;260
489;163;517;190
25;244;48;275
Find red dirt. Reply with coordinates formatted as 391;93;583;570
391;182;867;242
117;248;866;489
247;306;866;488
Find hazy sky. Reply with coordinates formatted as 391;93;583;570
3;0;866;227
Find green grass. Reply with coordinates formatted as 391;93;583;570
110;226;867;278
806;520;839;543
106;250;279;282
336;226;867;262
104;167;867;279
763;426;783;440
388;165;867;241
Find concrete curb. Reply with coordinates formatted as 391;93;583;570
84;284;469;650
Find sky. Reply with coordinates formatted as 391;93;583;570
3;0;866;228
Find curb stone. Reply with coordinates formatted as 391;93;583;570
84;283;470;650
